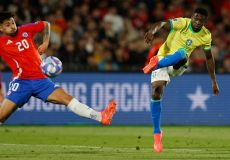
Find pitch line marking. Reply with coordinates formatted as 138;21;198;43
0;143;207;152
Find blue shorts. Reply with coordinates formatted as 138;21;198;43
6;78;59;107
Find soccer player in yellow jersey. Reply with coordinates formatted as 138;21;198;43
143;8;219;153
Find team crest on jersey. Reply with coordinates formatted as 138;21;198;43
22;32;28;37
186;39;193;46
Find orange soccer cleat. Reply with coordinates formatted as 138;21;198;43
143;56;159;74
153;131;163;153
100;100;117;125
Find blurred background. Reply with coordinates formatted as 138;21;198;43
0;0;230;73
0;0;230;125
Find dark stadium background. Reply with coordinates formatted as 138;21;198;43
0;0;229;73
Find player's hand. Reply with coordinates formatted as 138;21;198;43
144;30;154;44
38;42;49;54
212;81;219;96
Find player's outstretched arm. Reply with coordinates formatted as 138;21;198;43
204;49;219;96
38;21;50;54
144;21;170;44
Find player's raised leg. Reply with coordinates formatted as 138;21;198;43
143;49;186;74
46;87;116;125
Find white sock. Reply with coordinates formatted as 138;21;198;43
67;98;101;122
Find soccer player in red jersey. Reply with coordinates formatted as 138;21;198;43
0;12;116;125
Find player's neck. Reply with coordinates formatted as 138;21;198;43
189;22;201;33
192;27;201;32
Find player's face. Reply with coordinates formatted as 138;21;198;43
191;13;206;31
0;18;17;36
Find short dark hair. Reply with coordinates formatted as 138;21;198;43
194;8;208;17
0;12;14;24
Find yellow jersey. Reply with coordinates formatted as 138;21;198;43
157;18;212;59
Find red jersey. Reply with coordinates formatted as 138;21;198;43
0;21;47;80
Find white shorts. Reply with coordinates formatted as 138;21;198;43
151;66;187;84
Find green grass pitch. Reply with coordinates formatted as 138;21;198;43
0;126;230;160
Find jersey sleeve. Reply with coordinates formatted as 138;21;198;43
169;18;185;31
22;21;45;37
203;32;212;51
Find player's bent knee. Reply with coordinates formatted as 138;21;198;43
47;88;73;105
152;89;163;100
152;86;165;100
173;56;188;69
152;81;166;100
178;49;186;59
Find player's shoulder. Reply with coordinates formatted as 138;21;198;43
183;18;191;23
202;26;211;36
19;21;43;29
200;26;212;42
169;17;189;27
19;23;35;29
171;17;189;22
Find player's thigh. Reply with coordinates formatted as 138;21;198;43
151;68;168;99
33;78;65;104
151;68;170;83
152;80;167;90
0;99;17;123
151;68;168;91
6;79;32;107
46;88;73;106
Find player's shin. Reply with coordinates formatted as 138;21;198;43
150;99;162;133
67;98;101;122
157;49;186;69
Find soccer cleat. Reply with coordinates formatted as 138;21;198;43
100;100;117;125
143;56;159;74
153;131;163;153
